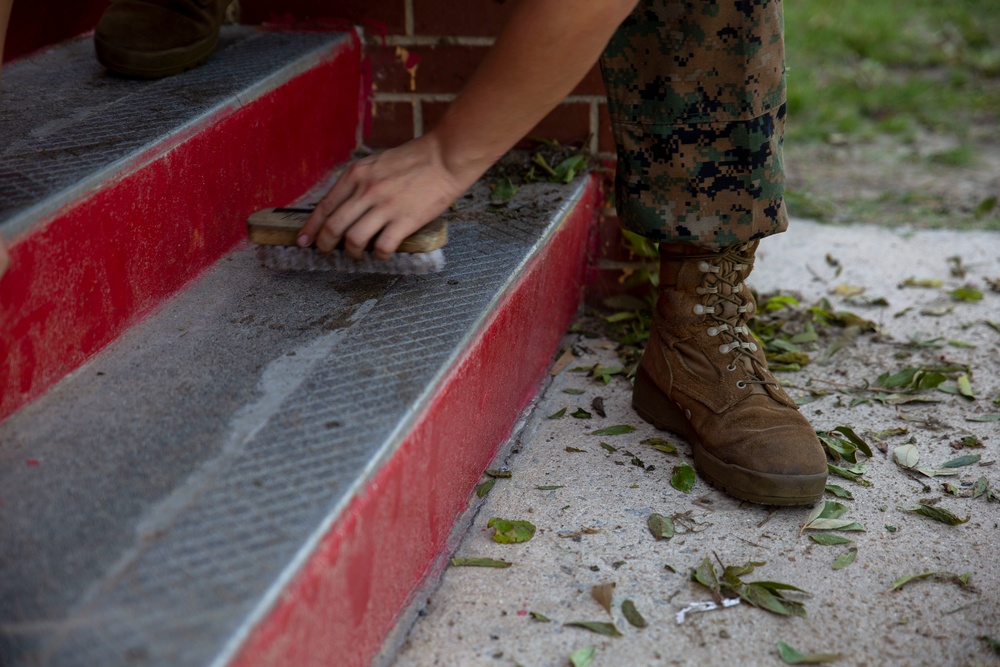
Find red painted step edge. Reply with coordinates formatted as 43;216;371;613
0;33;362;424
229;175;602;667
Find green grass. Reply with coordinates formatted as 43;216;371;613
784;0;1000;143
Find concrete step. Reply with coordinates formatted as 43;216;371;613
1;153;601;667
0;25;362;422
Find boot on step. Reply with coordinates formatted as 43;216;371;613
95;0;232;78
632;241;828;505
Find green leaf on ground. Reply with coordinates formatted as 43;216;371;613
536;485;565;491
569;647;596;667
600;442;618;453
825;484;853;499
571;408;592;419
529;611;551;622
966;414;1000;422
671;464;696;492
563;388;586;395
476;479;496;498
565;446;587;453
950;285;984;302
809;533;854;546
548;407;567;419
486;469;512;478
952;435;984;449
642;437;678;455
906;504;969;525
691;556;809;617
450;557;512;568
564;621;622;637
487;518;537;543
827;462;870;486
899;278;943;288
802;501;865;532
973;476;989;499
891;571;973;592
942;454;981;468
832;548;858;570
621;599;647;628
490;176;518;206
647;513;675;541
957;374;976;399
777;641;842;664
590;425;636;436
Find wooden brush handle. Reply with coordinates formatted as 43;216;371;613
247;207;447;254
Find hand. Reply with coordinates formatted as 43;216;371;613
297;133;473;261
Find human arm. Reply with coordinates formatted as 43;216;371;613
297;0;638;260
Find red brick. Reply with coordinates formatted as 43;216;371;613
366;101;416;148
370;44;489;95
413;0;515;37
240;0;407;36
423;101;593;149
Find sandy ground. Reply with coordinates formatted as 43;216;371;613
389;219;1000;667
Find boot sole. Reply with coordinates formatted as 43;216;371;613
95;32;219;79
632;365;825;506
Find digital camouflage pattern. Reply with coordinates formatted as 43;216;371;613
600;0;788;250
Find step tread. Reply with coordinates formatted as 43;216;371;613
0;26;348;237
0;172;590;666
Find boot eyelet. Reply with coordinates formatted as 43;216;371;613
736;380;747;389
727;363;737;372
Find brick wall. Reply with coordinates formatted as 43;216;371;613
363;0;613;152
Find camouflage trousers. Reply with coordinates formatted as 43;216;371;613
600;0;788;250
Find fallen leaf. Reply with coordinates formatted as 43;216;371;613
529;611;551;622
548;407;567;419
564;621;622;637
591;582;616;616
891;571;973;591
777;641;842;664
590;425;636;436
809;534;854;546
973;476;988;499
486;469;512;478
647;513;675;541
905;504;969;525
487;518;537;543
569;647;596;667
600;442;618;453
591;397;606;418
450;557;512;568
899;277;943;288
950;285;984;302
565;446;587;453
832;548;857;570
942;454;981;468
893;444;920;469
571;408;593;419
489;176;518;206
825;484;853;499
642;437;678;455
563;388;586;395
621;599;647;628
966;414;1000;422
671;464;696;493
476;479;496;498
536;485;565;491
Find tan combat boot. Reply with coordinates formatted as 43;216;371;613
632;241;827;505
95;0;232;78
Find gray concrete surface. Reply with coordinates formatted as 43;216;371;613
390;219;1000;667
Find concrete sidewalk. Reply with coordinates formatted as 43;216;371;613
388;219;1000;667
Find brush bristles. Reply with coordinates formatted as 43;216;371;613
256;245;446;274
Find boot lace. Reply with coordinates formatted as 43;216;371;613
694;245;778;390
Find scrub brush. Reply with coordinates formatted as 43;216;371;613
247;207;447;274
